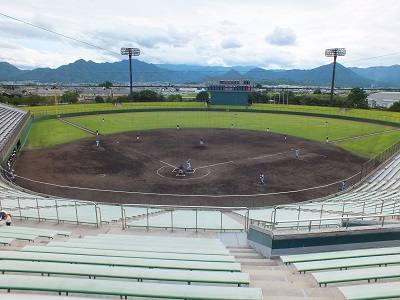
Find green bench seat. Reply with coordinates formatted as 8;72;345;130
339;281;400;300
47;240;230;256
21;245;235;262
281;246;400;264
0;260;249;285
0;274;263;300
0;232;37;241
294;254;400;273
0;226;70;237
0;237;13;245
60;238;230;255
95;233;223;245
81;235;226;250
312;265;400;286
0;251;241;272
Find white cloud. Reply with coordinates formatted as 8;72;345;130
0;0;400;69
266;27;297;46
221;37;243;49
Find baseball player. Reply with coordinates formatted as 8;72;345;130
178;164;184;175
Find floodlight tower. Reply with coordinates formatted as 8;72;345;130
121;47;140;102
325;48;346;106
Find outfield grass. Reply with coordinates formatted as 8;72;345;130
22;102;205;116
25;111;399;158
22;103;400;125
336;130;400;158
26;119;92;148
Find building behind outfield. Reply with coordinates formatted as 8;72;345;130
207;78;252;106
367;92;400;108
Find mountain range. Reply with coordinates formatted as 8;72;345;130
0;59;399;88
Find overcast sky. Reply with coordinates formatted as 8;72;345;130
1;0;399;70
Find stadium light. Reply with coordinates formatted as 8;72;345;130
121;47;140;102
325;48;346;107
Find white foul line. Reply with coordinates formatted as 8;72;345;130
129;147;176;168
196;160;234;169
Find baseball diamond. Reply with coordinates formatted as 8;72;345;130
14;128;367;207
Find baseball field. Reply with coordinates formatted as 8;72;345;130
15;106;400;207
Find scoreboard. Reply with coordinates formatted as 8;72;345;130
207;79;252;92
207;78;253;106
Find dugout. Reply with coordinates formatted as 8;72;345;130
207;78;252;106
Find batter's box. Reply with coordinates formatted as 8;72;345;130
186;169;196;173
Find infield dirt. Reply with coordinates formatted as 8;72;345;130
15;128;367;207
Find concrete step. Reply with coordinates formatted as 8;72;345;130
229;248;258;254
226;245;251;249
251;280;312;289
237;258;279;266
242;267;294;276
233;252;264;259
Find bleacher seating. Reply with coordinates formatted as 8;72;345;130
0;225;69;245
281;243;400;299
0;274;263;299
0;234;262;299
339;282;400;300
0;103;27;147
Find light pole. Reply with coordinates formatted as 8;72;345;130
121;47;140;102
325;48;346;107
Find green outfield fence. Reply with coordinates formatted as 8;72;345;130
30;104;400;128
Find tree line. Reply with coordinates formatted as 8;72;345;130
1;87;399;111
0;90;210;106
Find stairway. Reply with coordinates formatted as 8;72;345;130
227;245;345;300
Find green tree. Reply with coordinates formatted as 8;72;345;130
60;91;79;104
139;90;159;102
388;101;400;112
98;81;113;88
348;87;369;109
196;91;210;103
167;94;183;102
94;95;104;103
313;88;322;94
11;95;21;106
22;94;44;106
115;95;130;102
0;94;7;103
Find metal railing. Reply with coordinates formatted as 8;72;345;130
121;204;249;232
0;197;101;227
249;210;400;232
